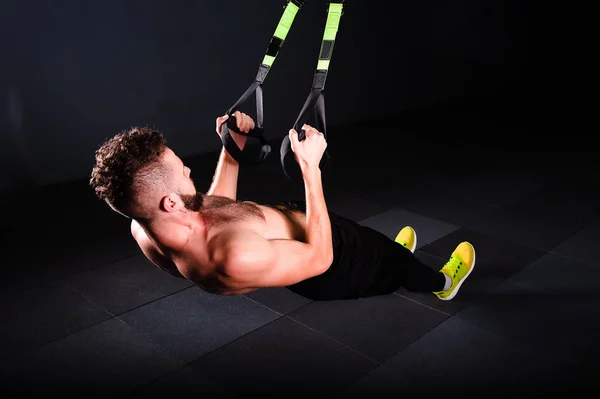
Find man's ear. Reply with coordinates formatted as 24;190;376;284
160;194;183;213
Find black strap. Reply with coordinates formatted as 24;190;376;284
281;1;345;183
220;68;271;165
220;0;305;165
280;72;331;183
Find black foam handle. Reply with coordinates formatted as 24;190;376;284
282;90;332;183
280;134;331;183
219;117;243;162
220;113;270;165
226;114;264;139
298;128;307;141
226;114;242;134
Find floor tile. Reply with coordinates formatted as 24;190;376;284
377;317;581;397
50;233;142;278
467;207;590;252
63;254;194;315
442;168;556;208
466;179;600;251
503;252;600;295
368;169;463;209
400;192;497;226
0;280;112;360
287;295;448;362
0;318;182;396
244;287;312;315
552;217;600;267
0;264;59;297
419;227;546;278
129;364;226;397
326;191;393;222
188;317;377;396
118;287;280;363
359;208;459;249
343;364;406;397
454;279;600;354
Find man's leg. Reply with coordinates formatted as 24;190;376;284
280;200;473;301
359;225;475;300
358;226;447;297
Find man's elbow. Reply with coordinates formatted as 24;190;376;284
313;252;334;275
324;249;334;267
320;245;334;267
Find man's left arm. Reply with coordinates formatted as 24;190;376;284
206;148;240;200
206;111;254;200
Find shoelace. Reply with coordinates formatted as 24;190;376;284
443;256;463;279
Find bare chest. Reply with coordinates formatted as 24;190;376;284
178;204;307;294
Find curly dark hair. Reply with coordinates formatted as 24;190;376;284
90;126;169;217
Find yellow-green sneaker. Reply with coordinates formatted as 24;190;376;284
434;242;476;301
395;226;417;253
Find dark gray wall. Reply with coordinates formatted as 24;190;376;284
1;0;591;191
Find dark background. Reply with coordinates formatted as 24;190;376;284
1;0;597;193
1;2;599;396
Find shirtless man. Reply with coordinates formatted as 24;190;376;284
89;112;475;301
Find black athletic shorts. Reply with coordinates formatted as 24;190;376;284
273;200;392;300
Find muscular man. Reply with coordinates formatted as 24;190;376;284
89;112;475;301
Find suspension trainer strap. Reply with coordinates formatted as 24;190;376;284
220;0;305;165
281;1;345;183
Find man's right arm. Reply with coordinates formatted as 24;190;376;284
217;167;334;288
217;231;332;288
300;165;334;268
291;125;334;269
219;126;334;288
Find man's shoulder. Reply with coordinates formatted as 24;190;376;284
206;227;269;274
207;226;264;258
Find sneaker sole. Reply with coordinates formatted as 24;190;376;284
439;242;476;301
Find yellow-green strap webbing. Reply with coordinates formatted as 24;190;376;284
261;1;303;70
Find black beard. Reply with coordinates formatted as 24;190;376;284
179;194;265;224
201;194;237;210
179;192;205;211
179;193;238;212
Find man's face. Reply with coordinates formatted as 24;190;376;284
161;147;198;208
